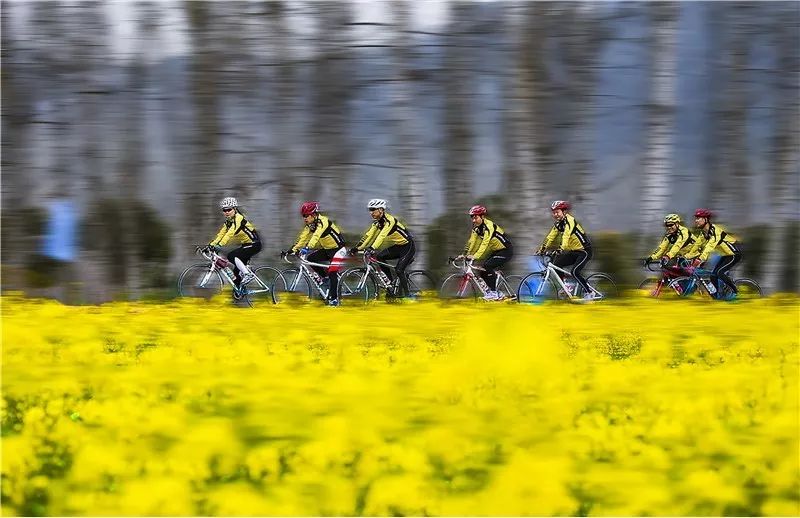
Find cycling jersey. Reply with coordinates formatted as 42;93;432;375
354;212;411;251
685;223;740;262
540;213;590;251
463;218;511;260
290;214;345;253
210;211;260;247
648;224;695;260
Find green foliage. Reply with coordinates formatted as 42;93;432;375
783;221;799;292
590;231;638;288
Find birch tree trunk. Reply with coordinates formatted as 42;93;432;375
640;1;678;250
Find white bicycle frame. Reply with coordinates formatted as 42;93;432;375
533;255;598;299
353;252;397;290
449;256;515;298
280;252;332;298
195;247;268;295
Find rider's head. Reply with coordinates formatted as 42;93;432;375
694;208;712;228
367;198;387;220
663;213;681;233
550;200;570;221
219;197;238;217
300;201;319;224
468;205;487;226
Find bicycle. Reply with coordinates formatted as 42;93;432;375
669;262;762;300
271;250;337;304
516;252;618;303
638;259;697;298
439;256;523;301
337;251;437;304
177;245;280;307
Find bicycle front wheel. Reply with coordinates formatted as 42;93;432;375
271;268;313;305
516;272;559;304
178;264;223;299
439;274;478;301
243;265;282;307
338;268;377;304
406;270;437;299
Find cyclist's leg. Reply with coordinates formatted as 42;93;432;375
712;253;741;295
326;247;348;300
376;245;403;284
227;246;248;286
551;251;578;285
307;248;335;280
481;247;513;291
393;241;415;297
571;248;593;294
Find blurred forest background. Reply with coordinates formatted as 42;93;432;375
1;0;798;302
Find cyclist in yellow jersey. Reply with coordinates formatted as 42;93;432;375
210;197;262;289
349;198;416;298
685;208;742;298
536;200;595;300
643;213;695;267
283;201;347;306
456;205;513;301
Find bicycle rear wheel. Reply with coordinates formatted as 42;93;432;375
178;264;223;299
584;273;618;300
243;266;282;307
406;270;437;299
516;272;560;304
338;268;377;304
732;278;762;300
271;268;313;305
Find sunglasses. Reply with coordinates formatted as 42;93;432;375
368;208;381;212
222;208;235;212
665;223;676;228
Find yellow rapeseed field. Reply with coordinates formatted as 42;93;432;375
2;294;798;516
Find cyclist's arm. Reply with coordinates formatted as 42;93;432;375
473;221;495;259
370;215;395;250
649;236;670;260
290;226;311;253
213;221;239;247
305;219;329;249
559;217;575;250
353;224;378;251
539;226;558;251
464;230;478;256
210;223;229;247
665;228;690;259
683;235;704;260
698;232;723;262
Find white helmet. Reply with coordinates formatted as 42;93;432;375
219;197;238;210
367;198;388;210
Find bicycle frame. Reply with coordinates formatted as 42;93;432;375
448;257;515;298
194;246;270;296
280;252;331;298
531;255;597;300
643;260;694;297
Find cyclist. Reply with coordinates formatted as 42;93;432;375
283;201;347;307
535;200;595;300
349;199;415;298
456;205;513;301
685;208;742;299
209;197;262;290
643;213;696;267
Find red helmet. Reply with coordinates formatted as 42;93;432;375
551;200;570;211
468;205;488;216
300;201;319;216
694;208;713;219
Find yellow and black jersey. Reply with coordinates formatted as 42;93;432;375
684;223;740;261
463;218;511;260
210;211;260;247
290;214;345;252
648;224;695;260
354;212;412;251
540;213;590;251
